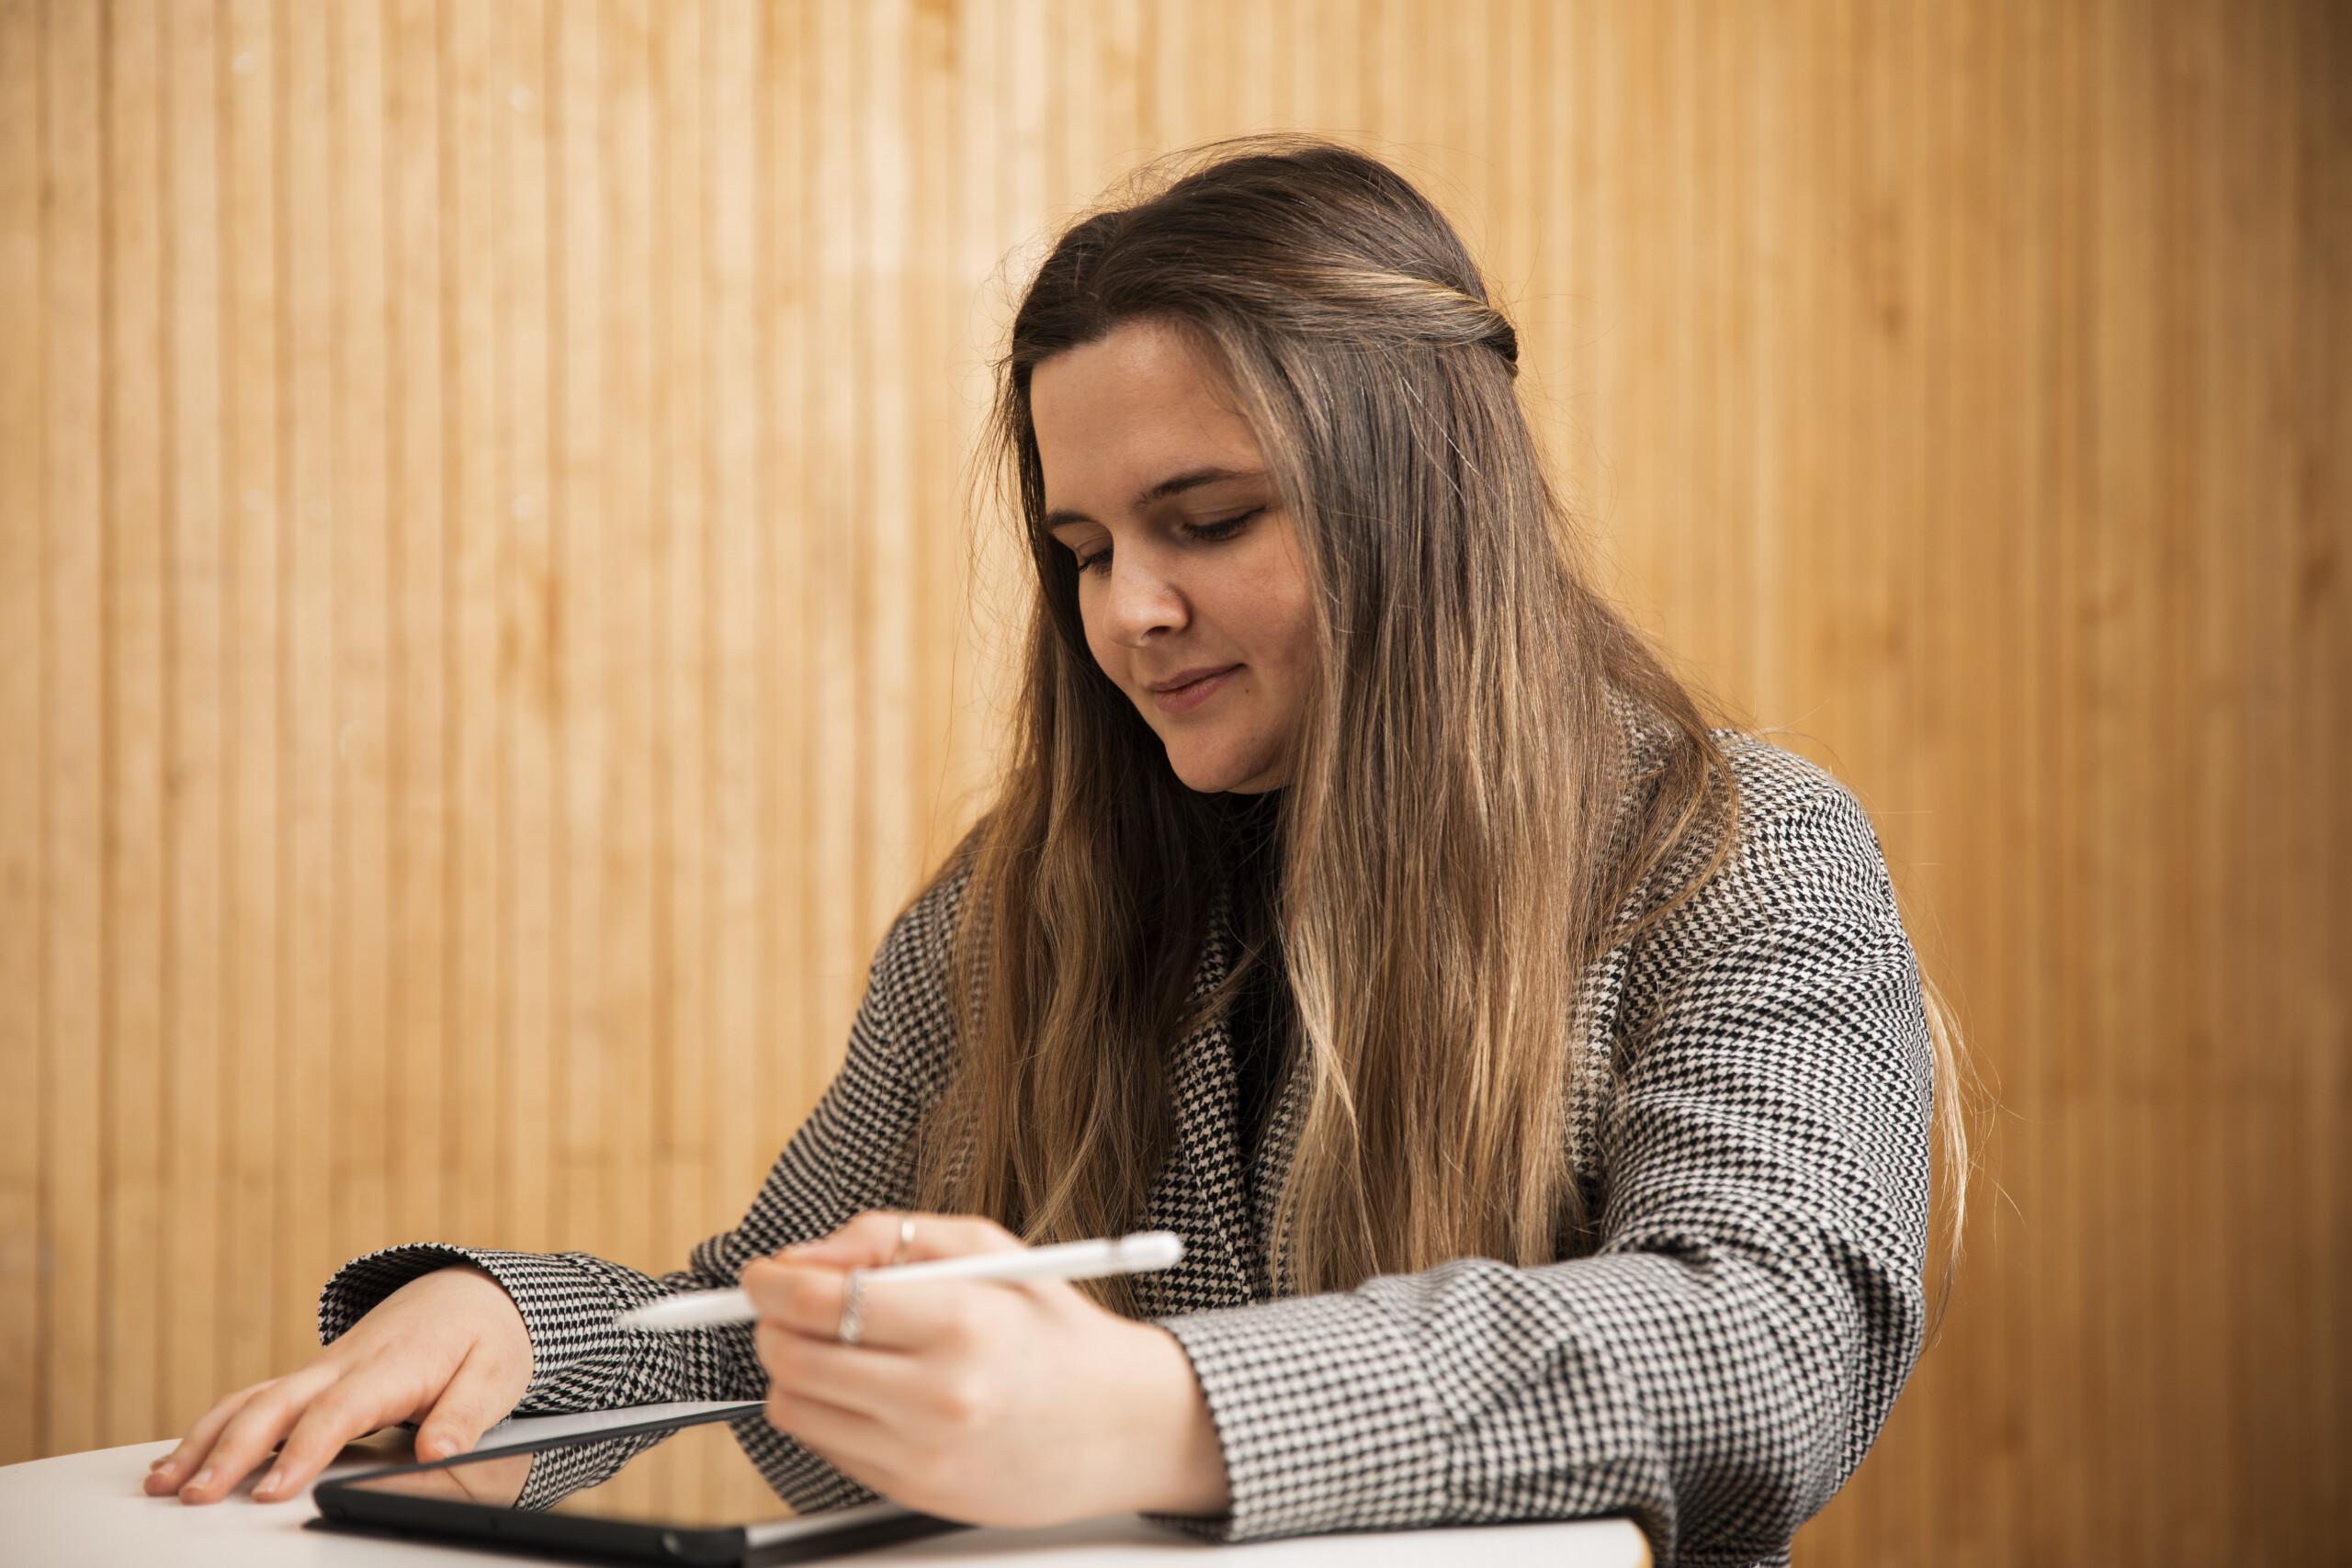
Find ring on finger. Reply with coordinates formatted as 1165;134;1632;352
890;1213;916;1268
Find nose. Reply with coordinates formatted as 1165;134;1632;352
1100;550;1189;645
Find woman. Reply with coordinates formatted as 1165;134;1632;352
149;133;1966;1567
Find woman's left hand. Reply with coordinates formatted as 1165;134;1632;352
739;1212;1231;1529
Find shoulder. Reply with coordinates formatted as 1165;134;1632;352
1705;729;1899;909
1611;713;1910;998
876;848;978;980
1708;729;1894;902
843;848;979;1099
1610;682;1859;832
1711;728;1854;816
1611;677;1890;891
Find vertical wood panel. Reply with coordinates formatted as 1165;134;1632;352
651;0;708;1275
863;0;916;930
707;0;763;1209
444;0;502;1251
808;0;861;1094
100;0;166;1448
2202;29;2268;1559
384;0;449;1257
2290;8;2351;1549
0;0;46;1469
158;0;224;1439
597;0;656;1278
40;0;106;1459
909;0;971;877
551;0;605;1247
2032;13;2092;1557
3;7;2346;1564
328;0;392;1276
2100;5;2167;1556
940;0;1017;889
763;0;815;1125
497;0;555;1252
277;0;336;1371
217;0;281;1399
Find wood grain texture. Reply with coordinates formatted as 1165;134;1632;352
0;0;44;1472
0;3;2344;1561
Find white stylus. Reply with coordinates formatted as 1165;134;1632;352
613;1229;1187;1333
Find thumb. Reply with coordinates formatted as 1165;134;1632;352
415;1346;504;1461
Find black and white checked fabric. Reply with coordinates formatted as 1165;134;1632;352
319;695;1934;1567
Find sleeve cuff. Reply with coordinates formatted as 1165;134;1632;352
317;1243;643;1414
1143;1290;1453;1542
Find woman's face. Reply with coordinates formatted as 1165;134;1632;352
1031;319;1315;795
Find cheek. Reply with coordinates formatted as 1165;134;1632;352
1228;529;1314;665
1235;576;1315;680
1271;584;1317;666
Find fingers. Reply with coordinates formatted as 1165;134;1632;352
761;1379;899;1492
743;1213;1034;1352
742;1258;934;1348
741;1255;1016;1354
252;1337;510;1506
775;1211;1023;1272
256;1355;428;1504
165;1365;338;1505
753;1317;929;1413
149;1264;534;1506
144;1382;267;1496
413;1341;504;1463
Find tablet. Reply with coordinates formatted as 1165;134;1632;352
310;1402;965;1565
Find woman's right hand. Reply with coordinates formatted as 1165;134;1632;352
145;1262;534;1505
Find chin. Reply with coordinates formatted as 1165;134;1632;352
1159;746;1236;794
1166;758;1237;794
1163;741;1284;795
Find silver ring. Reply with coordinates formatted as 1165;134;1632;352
890;1214;917;1268
837;1269;866;1346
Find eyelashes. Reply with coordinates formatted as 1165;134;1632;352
1074;508;1263;576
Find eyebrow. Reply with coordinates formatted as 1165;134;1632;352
1043;466;1266;533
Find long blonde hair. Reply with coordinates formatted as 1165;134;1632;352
910;133;1973;1317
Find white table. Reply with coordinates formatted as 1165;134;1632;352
0;1401;1650;1566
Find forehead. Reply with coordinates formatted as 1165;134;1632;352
1031;320;1266;509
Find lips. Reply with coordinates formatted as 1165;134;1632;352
1145;664;1241;694
1147;664;1240;716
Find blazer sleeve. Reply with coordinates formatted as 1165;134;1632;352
313;871;967;1513
1146;784;1936;1568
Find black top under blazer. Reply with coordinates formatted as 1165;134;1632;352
319;690;1936;1568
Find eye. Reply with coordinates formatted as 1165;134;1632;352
1073;509;1264;577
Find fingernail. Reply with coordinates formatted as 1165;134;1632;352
185;1467;213;1494
255;1469;286;1498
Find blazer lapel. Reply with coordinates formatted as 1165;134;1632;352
1246;1047;1305;1296
1133;877;1261;1315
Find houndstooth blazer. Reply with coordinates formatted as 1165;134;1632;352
320;694;1936;1568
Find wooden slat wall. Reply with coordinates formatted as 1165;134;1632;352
1;2;2346;1561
